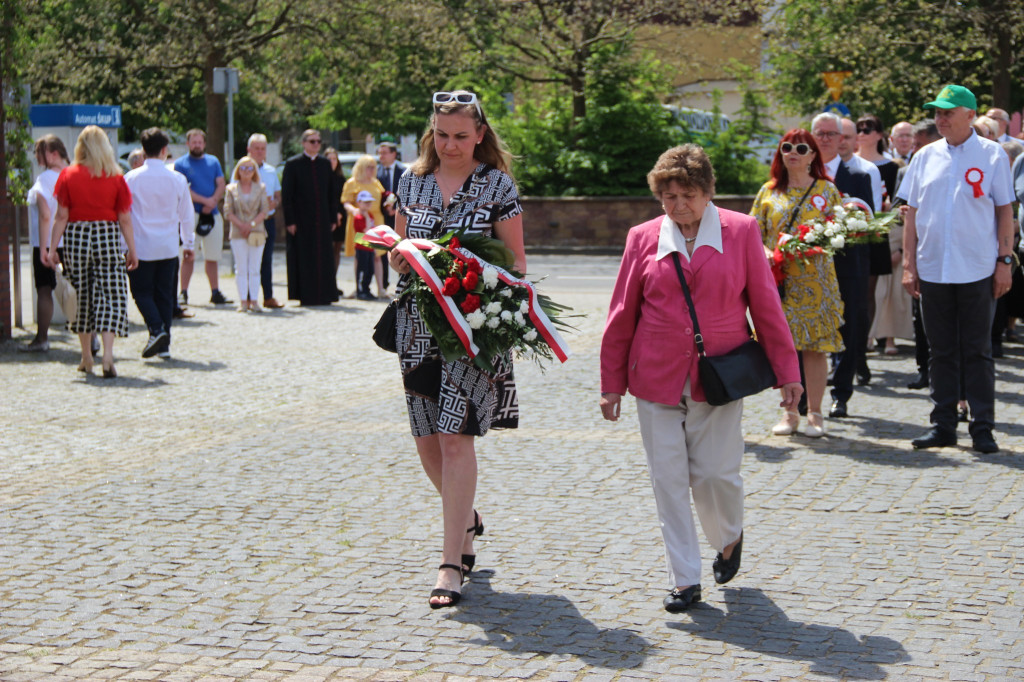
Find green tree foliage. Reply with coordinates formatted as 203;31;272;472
495;48;679;196
1;0;31;205
763;0;1024;124
22;0;330;161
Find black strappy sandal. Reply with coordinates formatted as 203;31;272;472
461;510;485;573
429;563;464;609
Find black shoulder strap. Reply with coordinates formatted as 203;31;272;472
784;183;816;234
672;253;706;358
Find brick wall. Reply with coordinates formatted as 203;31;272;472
521;195;756;250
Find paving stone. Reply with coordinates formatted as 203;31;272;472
2;249;1022;679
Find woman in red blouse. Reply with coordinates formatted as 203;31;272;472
48;125;138;378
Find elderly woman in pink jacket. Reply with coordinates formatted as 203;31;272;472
600;144;802;613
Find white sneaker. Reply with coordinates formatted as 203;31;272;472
157;350;171;359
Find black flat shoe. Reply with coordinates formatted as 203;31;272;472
972;432;998;454
911;428;956;450
429;563;464;609
906;374;929;390
829;400;848;418
713;532;743;585
663;584;702;613
462;510;484;574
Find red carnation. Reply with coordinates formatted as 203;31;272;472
466;259;483;275
462;271;479;290
461;294;481;313
772;248;784;266
797;224;811;240
449;236;461;250
442;277;461;296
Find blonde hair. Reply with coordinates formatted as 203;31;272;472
74;125;121;177
231;155;260;181
351;154;377;182
410;90;513;177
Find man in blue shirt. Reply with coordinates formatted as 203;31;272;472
174;129;231;305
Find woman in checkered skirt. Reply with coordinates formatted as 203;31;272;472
48;125;139;378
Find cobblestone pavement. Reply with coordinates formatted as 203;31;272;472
2;247;1022;681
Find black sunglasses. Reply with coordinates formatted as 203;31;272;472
780;142;811;155
856;125;878;134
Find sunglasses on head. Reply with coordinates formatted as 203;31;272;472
433;91;483;118
780;142;811;155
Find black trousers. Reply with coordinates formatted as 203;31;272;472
129;257;178;340
919;277;996;436
912;297;930;377
260;217;277;300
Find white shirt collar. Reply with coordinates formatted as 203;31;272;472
824;155;840;180
656;202;723;261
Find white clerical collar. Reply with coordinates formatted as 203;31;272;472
304;152;318;160
656;202;723;261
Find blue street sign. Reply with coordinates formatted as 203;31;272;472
29;104;122;128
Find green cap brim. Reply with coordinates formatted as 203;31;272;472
923;101;957;109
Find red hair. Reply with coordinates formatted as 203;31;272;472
768;129;828;193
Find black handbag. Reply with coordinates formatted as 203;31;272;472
372;298;399;353
672;253;777;406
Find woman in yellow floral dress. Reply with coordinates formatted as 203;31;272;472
751;129;844;438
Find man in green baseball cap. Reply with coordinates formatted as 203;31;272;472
899;82;1015;455
923;84;978;111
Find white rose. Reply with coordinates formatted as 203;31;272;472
519;301;529;314
483;267;499;288
466;310;486;329
485;301;502;315
524;329;538;342
500;289;513;298
500;310;513;322
830;235;845;249
486;317;501;329
824;227;835;237
514;311;526;326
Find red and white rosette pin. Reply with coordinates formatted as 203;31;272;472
811;194;827;212
965;167;984;198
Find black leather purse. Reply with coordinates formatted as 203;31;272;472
372;298;399;353
672;253;777;406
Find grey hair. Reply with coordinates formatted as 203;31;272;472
247;133;268;146
811;112;841;132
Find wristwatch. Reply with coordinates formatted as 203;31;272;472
997;254;1013;265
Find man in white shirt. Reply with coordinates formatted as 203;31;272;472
810;113;875;417
900;85;1015;454
985;108;1013;144
124;128;195;359
247;133;284;308
889;121;915;163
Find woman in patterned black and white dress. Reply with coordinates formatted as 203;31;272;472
390;90;526;609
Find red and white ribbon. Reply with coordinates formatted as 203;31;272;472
965;167;984;198
449;247;571;363
363;226;571;363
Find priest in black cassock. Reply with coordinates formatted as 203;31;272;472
282;129;342;306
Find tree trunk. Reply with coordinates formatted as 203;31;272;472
0;5;12;340
204;50;227;169
991;23;1012;109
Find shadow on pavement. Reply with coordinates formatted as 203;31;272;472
452;570;650;670
668;587;908;680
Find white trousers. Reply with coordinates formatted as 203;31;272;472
635;396;745;587
230;238;265;302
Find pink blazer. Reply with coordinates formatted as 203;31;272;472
601;208;801;405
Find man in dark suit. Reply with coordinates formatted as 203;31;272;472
810;112;875;419
376;140;407;292
282;129;342;306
